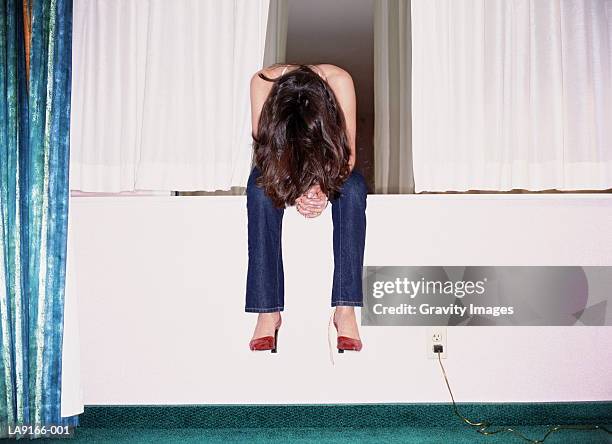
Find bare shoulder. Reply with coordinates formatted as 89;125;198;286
249;65;285;114
317;64;353;83
318;64;355;102
250;65;279;95
252;64;285;81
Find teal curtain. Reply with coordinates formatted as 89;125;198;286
1;0;78;437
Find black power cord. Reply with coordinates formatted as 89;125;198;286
434;347;612;443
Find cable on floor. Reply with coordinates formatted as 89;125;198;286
435;351;612;443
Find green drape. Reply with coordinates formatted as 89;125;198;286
1;0;78;437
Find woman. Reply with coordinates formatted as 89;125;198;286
246;63;367;354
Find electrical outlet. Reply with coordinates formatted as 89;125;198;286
427;327;447;359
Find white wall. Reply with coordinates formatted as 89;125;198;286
71;195;612;404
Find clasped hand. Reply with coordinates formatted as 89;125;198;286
295;184;328;218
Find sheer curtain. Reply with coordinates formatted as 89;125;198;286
411;0;612;193
192;0;287;197
374;0;414;194
70;0;270;192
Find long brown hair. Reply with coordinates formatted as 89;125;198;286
252;64;352;208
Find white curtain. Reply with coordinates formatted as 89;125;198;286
411;0;612;193
374;0;414;193
70;0;270;192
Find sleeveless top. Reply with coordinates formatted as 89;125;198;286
280;64;327;81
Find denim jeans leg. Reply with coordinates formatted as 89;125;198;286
245;166;285;312
330;169;368;307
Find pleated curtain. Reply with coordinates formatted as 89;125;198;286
410;0;612;192
0;0;78;437
374;0;414;194
69;0;270;193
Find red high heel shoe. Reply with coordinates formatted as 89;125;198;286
333;312;362;353
249;318;282;353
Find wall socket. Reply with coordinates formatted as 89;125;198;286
426;327;447;359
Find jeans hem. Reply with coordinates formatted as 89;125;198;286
331;301;363;307
245;306;284;313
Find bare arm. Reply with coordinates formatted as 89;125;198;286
326;68;357;172
250;68;277;139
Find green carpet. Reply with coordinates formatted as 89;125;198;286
44;402;612;443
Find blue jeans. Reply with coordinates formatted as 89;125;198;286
245;166;368;312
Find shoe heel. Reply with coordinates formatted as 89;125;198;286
337;349;344;354
271;328;279;353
